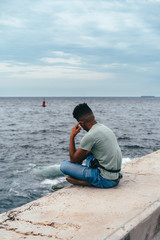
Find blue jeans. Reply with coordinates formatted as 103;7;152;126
60;155;119;188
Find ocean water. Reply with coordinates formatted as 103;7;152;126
0;97;160;214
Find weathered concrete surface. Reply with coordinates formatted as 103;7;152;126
0;150;160;240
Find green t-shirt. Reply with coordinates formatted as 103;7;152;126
80;123;122;180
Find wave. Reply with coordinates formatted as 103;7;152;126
32;164;63;178
14;164;36;174
31;129;49;135
9;188;20;196
124;145;144;149
118;137;131;140
122;157;136;164
8;123;16;127
21;144;33;149
41;177;66;186
41;176;69;190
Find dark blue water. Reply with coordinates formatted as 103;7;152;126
0;97;160;213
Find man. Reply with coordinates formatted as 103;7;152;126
60;103;122;188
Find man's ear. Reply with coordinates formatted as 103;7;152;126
79;121;84;126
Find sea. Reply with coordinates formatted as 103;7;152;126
0;97;160;214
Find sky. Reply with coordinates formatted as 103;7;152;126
0;0;160;97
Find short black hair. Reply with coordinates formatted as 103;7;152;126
73;103;93;121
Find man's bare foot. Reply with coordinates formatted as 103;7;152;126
66;176;93;186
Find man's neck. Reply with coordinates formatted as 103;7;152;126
87;120;97;131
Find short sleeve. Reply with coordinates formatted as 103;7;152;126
80;133;94;151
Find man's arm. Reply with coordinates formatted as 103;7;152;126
69;123;90;163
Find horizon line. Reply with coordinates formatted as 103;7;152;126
0;96;158;98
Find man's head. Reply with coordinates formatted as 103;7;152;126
73;103;96;131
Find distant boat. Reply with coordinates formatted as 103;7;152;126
141;96;155;98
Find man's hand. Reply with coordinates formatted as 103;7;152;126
69;122;87;163
70;122;82;138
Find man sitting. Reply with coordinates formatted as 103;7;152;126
60;103;122;188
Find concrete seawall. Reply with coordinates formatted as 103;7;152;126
0;150;160;240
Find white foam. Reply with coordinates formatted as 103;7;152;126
9;188;20;195
122;157;136;164
41;177;66;186
28;163;36;167
32;164;63;178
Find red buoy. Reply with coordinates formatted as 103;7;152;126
42;99;46;107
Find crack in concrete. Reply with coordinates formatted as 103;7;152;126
16;218;81;230
0;223;77;240
0;202;80;239
2;202;41;223
0;217;80;238
0;225;54;238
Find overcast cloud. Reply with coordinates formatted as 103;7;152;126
0;0;160;96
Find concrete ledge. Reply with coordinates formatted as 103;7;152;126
0;150;160;240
